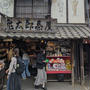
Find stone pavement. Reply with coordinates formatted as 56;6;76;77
3;78;88;90
21;78;83;90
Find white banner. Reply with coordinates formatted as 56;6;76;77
0;0;14;17
51;0;66;23
68;0;85;23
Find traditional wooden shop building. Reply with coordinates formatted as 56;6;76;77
0;0;90;89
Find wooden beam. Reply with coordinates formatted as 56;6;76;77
80;43;84;85
71;41;75;90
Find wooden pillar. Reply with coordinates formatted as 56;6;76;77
80;43;84;85
89;45;90;87
76;41;80;81
71;41;75;90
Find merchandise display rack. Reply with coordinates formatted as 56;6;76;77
46;71;72;74
46;56;72;74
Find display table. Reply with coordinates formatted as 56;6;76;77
46;56;72;81
46;56;71;73
46;70;72;74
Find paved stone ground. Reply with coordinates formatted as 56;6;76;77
3;78;89;90
21;78;82;90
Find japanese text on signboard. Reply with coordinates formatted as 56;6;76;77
7;18;51;31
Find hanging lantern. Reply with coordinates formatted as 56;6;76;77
83;39;90;44
41;40;44;43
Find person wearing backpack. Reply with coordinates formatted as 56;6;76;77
6;48;22;90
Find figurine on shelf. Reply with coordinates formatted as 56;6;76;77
60;58;65;63
60;63;66;70
65;60;71;70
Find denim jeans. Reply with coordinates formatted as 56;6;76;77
22;59;30;79
7;75;10;90
7;73;21;90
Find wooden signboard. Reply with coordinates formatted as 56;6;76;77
7;18;52;31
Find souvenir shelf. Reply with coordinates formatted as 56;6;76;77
46;56;72;74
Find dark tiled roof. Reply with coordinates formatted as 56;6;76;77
56;26;90;39
0;25;90;39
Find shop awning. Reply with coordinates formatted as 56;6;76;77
0;25;90;39
56;25;90;39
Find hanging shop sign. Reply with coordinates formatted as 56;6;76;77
68;0;85;23
0;0;14;17
7;18;52;31
51;0;66;23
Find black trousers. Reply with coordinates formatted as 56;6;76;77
0;69;5;90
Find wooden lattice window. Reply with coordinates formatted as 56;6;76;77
15;0;51;18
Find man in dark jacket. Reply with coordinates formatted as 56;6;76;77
34;49;47;90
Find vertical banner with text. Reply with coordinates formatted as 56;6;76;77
51;0;66;23
68;0;85;23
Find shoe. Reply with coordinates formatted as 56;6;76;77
42;87;47;90
27;76;30;78
22;78;27;80
34;85;39;89
3;85;7;89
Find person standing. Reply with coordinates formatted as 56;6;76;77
34;49;47;90
22;51;30;79
6;48;21;90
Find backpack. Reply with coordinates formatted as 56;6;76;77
15;57;25;75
